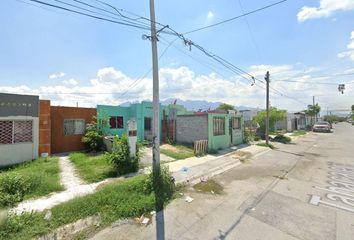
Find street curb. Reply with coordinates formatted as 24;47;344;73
175;146;272;185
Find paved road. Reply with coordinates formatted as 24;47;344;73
91;122;354;240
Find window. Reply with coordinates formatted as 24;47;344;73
0;120;13;144
213;117;225;136
64;119;85;135
109;116;124;129
231;117;241;129
0;120;33;144
144;117;152;131
14;121;33;143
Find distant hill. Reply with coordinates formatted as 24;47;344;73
119;98;259;112
161;98;259;112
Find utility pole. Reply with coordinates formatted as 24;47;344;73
313;96;316;123
149;0;165;239
265;71;270;145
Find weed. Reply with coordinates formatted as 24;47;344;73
0;157;63;208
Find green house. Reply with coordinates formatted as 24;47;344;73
97;101;191;141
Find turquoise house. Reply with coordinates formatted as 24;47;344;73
97;101;191;141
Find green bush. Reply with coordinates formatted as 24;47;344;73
273;134;291;144
105;135;140;175
0;173;39;207
142;166;175;209
82;118;105;152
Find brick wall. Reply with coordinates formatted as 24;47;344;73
51;106;96;154
39;100;51;156
176;115;208;144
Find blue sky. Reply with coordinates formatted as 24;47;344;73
0;0;354;112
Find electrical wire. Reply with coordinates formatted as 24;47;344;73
26;0;152;30
184;0;288;34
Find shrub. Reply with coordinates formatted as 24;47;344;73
0;173;39;207
273;134;291;144
105;135;140;175
82;118;105;152
142;166;176;209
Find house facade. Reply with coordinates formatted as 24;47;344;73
97;101;165;141
176;111;244;151
0;93;39;167
97;101;191;142
38;100;96;155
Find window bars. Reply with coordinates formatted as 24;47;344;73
0;120;33;144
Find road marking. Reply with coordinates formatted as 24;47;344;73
309;162;354;213
309;195;354;213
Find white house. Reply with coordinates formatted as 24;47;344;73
0;93;39;167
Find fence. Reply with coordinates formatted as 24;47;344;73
194;139;208;156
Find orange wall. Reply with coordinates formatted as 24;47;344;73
39;100;51;156
50;106;96;154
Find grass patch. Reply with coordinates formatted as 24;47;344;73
291;130;307;137
193;179;223;194
160;144;195;160
256;143;275;149
0;175;165;240
0;157;63;208
69;153;117;183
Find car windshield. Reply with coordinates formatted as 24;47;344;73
317;122;329;125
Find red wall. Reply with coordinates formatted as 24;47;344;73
39;100;51;156
50;106;96;154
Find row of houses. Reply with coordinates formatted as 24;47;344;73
0;93;244;167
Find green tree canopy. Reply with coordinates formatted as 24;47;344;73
253;107;287;133
217;103;235;111
351;104;354;113
305;104;321;116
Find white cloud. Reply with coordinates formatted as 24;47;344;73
62;78;78;85
0;65;353;111
337;30;354;60
49;72;66;79
297;0;354;22
207;11;214;20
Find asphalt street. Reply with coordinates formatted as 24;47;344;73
91;122;354;240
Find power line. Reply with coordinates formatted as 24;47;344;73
237;0;263;62
184;0;288;34
26;0;152;30
114;36;177;100
20;0;305;105
275;79;339;85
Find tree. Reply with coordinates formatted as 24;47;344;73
305;104;321;124
217;103;235;112
352;104;354;113
323;115;337;123
253;107;287;134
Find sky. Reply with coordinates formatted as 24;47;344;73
0;0;354;113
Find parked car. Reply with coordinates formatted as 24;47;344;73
313;121;331;133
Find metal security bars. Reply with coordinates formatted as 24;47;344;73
0;120;33;144
213;117;225;136
64;119;85;135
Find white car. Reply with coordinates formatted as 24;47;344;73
313;121;331;133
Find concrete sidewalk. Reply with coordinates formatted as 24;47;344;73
167;144;271;183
